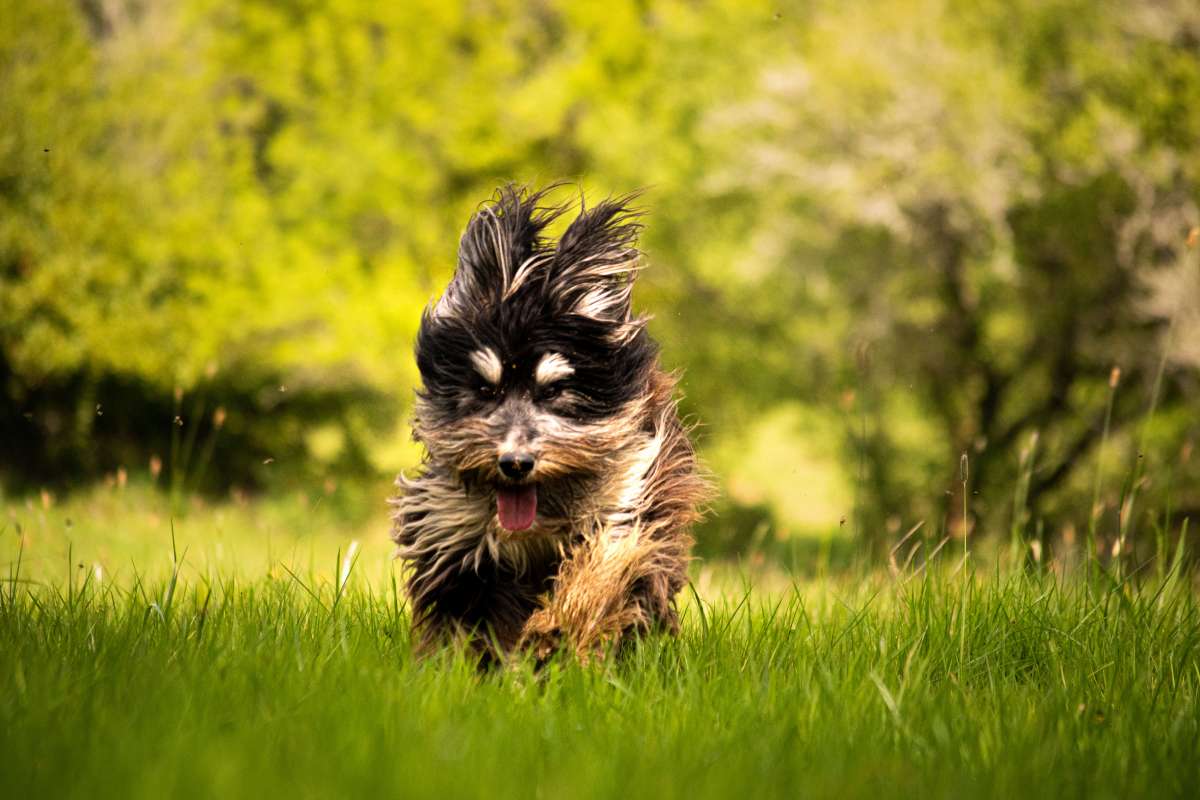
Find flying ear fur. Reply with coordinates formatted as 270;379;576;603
432;186;645;323
433;184;563;319
549;194;644;321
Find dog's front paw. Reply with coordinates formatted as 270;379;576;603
518;610;564;662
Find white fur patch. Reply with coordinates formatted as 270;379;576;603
470;348;502;385
535;352;574;385
574;287;617;319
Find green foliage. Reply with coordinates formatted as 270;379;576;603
675;0;1200;545
2;0;1197;547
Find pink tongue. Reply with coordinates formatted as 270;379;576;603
496;485;537;531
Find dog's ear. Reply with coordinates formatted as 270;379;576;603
548;195;644;322
432;184;562;319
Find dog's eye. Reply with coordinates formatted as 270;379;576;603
477;384;497;400
538;383;565;401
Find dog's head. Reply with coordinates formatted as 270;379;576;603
412;185;659;533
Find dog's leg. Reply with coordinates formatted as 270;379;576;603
520;408;703;662
407;560;555;664
519;524;690;661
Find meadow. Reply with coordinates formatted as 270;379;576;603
3;487;1199;799
3;2;1199;797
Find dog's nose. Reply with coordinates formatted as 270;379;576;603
498;452;535;480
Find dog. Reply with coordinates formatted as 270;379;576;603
389;185;707;662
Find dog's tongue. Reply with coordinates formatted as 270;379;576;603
496;484;537;531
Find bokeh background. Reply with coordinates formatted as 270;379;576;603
3;0;1199;566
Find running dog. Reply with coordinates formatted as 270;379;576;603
390;185;707;662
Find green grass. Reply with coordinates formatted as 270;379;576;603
3;534;1199;799
3;483;1198;798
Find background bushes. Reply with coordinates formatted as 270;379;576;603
3;0;1198;552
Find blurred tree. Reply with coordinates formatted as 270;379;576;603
1;0;1196;557
694;0;1200;549
0;1;396;489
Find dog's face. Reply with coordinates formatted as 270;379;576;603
413;186;658;532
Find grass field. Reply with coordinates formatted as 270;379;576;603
3;488;1200;798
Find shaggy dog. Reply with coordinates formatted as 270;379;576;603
390;185;707;662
